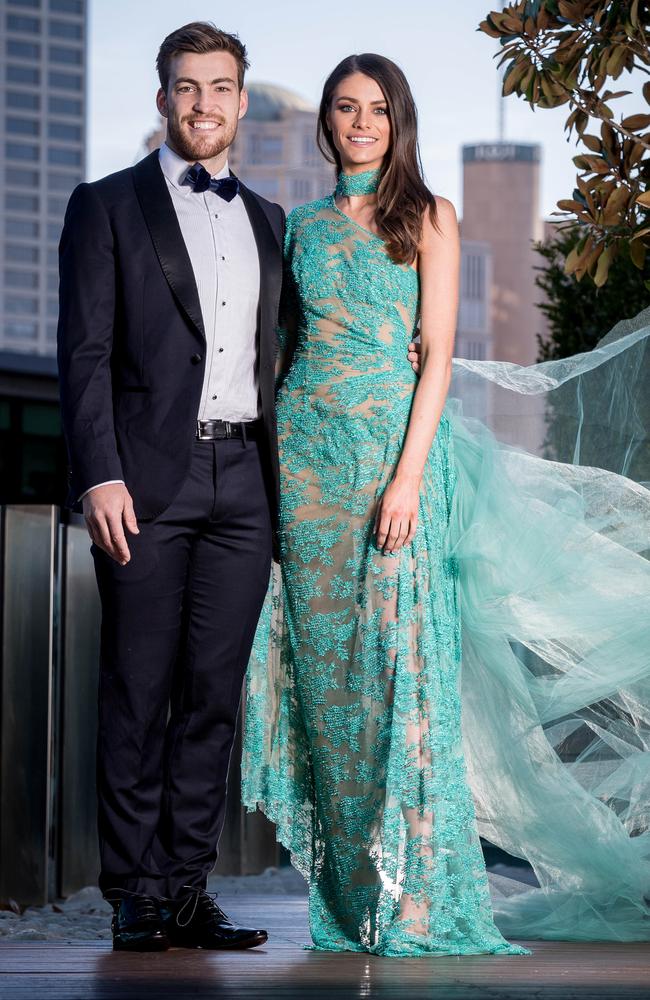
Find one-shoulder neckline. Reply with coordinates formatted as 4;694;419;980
329;195;418;277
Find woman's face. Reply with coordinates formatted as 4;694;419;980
326;72;391;173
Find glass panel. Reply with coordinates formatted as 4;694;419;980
49;18;81;38
6;217;39;237
48;121;81;141
6;14;41;31
5;244;40;263
50;0;83;12
5;141;39;161
6;117;40;136
6;64;40;85
5;269;39;288
6;166;39;186
47;297;59;315
48;146;81;166
5;192;40;212
48;44;81;65
6;38;41;59
48;95;81;115
5;320;38;339
22;403;62;437
48;70;81;90
5;296;38;314
48;196;68;216
0;401;10;431
6;90;40;110
47;170;79;191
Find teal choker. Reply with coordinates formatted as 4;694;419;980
335;168;380;198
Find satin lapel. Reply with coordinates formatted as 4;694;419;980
132;150;205;342
237;181;283;371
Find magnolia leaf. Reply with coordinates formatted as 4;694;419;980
629;238;646;269
636;191;650;208
620;113;650;131
582;134;602;153
643;81;650;106
593;245;614;287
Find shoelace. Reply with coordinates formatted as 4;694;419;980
175;887;226;929
105;889;160;924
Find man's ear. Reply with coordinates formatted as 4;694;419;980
156;87;168;119
238;87;249;121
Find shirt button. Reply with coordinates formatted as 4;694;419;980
221;255;226;261
214;213;219;219
222;301;226;306
218;348;224;353
212;394;217;400
190;353;202;365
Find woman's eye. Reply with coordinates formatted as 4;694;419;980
375;107;388;115
338;105;355;113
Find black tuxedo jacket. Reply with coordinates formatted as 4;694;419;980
57;149;284;533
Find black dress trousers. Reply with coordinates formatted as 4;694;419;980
93;433;273;900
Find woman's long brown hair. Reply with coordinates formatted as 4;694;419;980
317;53;439;266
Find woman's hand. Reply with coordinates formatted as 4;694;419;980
374;475;420;554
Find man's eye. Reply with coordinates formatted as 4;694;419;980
177;86;193;93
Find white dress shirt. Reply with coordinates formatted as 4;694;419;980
81;142;261;501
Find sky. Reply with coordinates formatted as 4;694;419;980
88;0;645;219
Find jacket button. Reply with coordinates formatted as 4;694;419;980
190;353;202;365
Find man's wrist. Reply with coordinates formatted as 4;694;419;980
79;480;125;502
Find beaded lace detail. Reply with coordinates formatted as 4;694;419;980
242;195;530;958
335;167;380;197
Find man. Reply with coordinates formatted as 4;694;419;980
57;23;282;951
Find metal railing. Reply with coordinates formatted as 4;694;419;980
0;505;278;907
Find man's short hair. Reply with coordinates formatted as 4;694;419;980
156;22;249;92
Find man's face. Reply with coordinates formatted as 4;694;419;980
156;50;248;163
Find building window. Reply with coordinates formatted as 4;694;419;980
49;18;82;38
5;269;39;289
291;178;311;201
5;320;39;340
250;178;279;199
5;296;39;315
302;133;321;167
7;90;40;110
47;270;59;291
47;222;62;241
7;0;41;8
47;248;58;267
46;323;58;341
462;253;485;301
48;69;81;90
7;38;41;59
6;13;41;31
48;44;82;64
6;116;40;136
48;196;68;215
5;192;40;212
48;94;81;115
50;0;83;13
6;244;40;264
6;166;39;186
6;141;39;161
7;64;41;85
48;120;81;141
48;170;80;191
47;298;59;316
6;217;40;237
249;135;283;165
48;146;81;166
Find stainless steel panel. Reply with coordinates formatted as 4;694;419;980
0;506;56;906
58;520;101;897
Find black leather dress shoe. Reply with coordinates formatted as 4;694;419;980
111;894;170;952
162;887;268;950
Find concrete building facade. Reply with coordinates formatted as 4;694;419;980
0;0;87;357
461;142;545;366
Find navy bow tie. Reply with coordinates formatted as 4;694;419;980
183;163;240;202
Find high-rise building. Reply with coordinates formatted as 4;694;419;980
145;82;335;212
0;0;87;357
461;142;545;367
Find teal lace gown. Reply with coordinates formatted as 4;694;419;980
243;183;650;954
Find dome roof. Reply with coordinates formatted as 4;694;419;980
245;82;315;121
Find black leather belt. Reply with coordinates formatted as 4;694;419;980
196;418;262;441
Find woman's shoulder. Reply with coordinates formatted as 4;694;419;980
420;194;459;251
286;195;333;229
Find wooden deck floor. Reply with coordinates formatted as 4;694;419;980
1;896;648;1000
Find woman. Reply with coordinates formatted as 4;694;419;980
243;53;650;956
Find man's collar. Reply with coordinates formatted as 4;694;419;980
159;141;230;191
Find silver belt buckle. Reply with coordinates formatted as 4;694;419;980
197;419;212;440
223;420;232;439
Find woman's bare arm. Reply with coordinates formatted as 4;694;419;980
375;197;460;552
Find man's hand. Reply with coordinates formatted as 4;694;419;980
82;483;139;564
407;341;422;375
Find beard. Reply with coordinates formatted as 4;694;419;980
166;113;238;163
